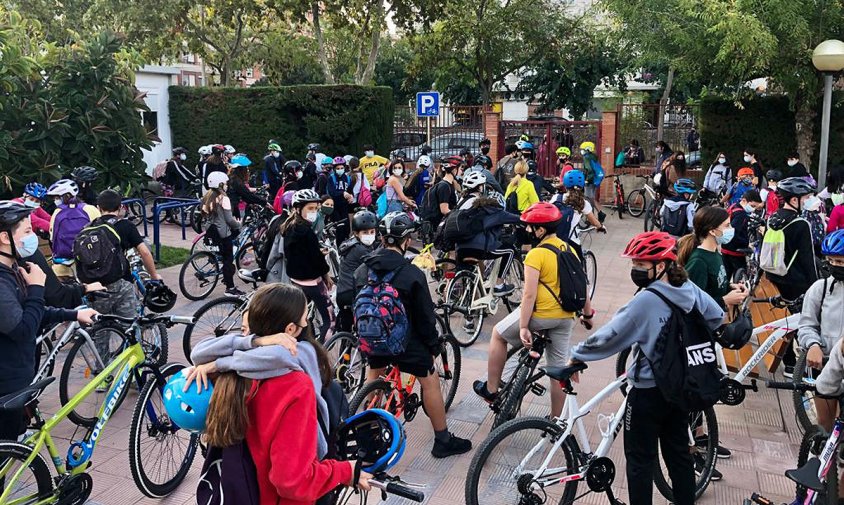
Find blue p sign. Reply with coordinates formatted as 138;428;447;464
416;92;440;117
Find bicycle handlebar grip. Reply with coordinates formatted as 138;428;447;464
170;316;195;325
766;380;815;392
384;482;424;502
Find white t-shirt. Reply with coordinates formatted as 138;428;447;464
550;193;592;244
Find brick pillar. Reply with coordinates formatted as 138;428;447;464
484;109;502;165
597;111;619;204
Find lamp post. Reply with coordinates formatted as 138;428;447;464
812;39;844;189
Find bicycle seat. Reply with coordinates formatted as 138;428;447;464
0;377;55;411
542;362;588;382
785;457;824;491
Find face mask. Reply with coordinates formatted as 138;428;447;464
481;146;490;155
718;158;726;164
304;211;318;223
527;228;546;246
360;234;376;246
335;169;345;176
320;206;334;216
296;170;303;180
179;153;187;161
803;195;821;212
677;157;685;162
23;199;39;209
580;149;586;155
272;152;280;158
54;198;63;207
743;155;752;163
716;227;735;245
742;203;755;214
829;264;844;282
832;193;844;206
787;159;798;167
17;233;39;258
630;266;655;288
393;168;404;176
558;157;566;163
742;177;753;185
656;147;662;153
365;151;374;157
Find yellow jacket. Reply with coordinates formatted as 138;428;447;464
505;177;539;211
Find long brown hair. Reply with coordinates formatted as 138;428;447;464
230;165;248;185
676;206;729;266
204;284;331;447
565;187;586;212
279;206;308;236
200;187;225;218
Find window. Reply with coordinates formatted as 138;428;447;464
188;74;196;86
449;137;474;148
142;111;158;136
245;68;254;78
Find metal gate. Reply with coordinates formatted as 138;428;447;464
392;104;484;160
615;103;700;169
499;120;601;178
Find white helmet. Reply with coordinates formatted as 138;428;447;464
416;155;432;168
343;154;353;163
207;171;229;189
462;170;487;190
292;189;321;207
224;144;236;154
47;179;79;197
198;145;212;156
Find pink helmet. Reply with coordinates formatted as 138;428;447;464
333;156;347;166
281;190;296;208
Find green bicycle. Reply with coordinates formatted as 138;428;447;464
0;313;199;504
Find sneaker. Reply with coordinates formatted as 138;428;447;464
597;210;607;223
694;436;732;459
431;433;472;458
237;269;256;283
493;283;515;297
694;453;722;481
225;286;246;296
463;318;475;332
473;380;498;403
783;366;795;379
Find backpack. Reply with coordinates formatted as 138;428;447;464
537;242;588;312
375;191;388;219
419;180;450;221
266;220;290;284
442;198;485;243
358;181;372;208
52;204;93;258
640;288;722;411
660;202;690;237
505;190;519;214
729;182;752;206
591;158;605;187
615;151;626;168
759;218;803;276
353;268;410;356
551;201;577;243
73;217;128;284
152;160;169;182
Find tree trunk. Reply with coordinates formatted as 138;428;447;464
358;1;384;84
794;90;818;173
657;67;674;142
312;3;335;84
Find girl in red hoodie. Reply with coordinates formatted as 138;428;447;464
187;283;370;505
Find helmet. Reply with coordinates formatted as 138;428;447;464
556;146;571;157
211;144;226;155
394;150;407;160
207;171;229;189
459;147;471;156
822;229;844;256
416;155;432;168
737;167;755;178
462;170;487;190
347;156;360;169
479;137;491;146
143;280;177;313
333;156;347;166
307;143;320;151
765;169;783;182
520;142;534;151
515;140;526;150
229;154;252;167
0;201;35;231
777;177;815;198
283;160;302;173
162;368;213;433
563;170;585;189
519;133;531;142
716;310;753;350
520;202;562;227
622;231;677;262
526;160;538;173
198;145;212;156
673;178;697;194
378;212;417;241
292;189;321;207
224;145;236;154
343;155;353;164
71;166;98;183
47;179;79;197
352;210;378;231
420;144;432;155
267;142;282;152
321;155;334;166
579;141;595;152
172;147;188;156
441;155;462;171
24;183;47;200
336;409;406;474
475;155;492;169
281;190;295;208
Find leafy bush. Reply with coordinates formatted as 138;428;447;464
168;85;394;162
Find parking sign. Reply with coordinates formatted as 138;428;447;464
416;92;440;117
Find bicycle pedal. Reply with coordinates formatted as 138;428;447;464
529;383;546;397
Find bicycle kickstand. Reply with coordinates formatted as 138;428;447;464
605;488;626;505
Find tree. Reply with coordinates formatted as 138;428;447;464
253;32;325;86
374;37;437;104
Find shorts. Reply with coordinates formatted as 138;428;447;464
816;339;844;397
494;308;575;367
584;184;597;200
367;337;435;378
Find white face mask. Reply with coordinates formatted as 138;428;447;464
393;168;404;176
580;149;586;155
179;153;187;161
336;169;346;176
296;170;303;180
360;234;376;246
803;195;821;212
23;199;39;208
718;157;726;164
365;151;374;157
272;152;280;158
304;211;319;223
787;159;798;167
832;193;844;206
743;155;752;163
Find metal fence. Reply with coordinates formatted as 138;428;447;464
499;120;602;178
615;103;700;169
392;104;484;160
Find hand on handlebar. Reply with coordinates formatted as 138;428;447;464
346;461;372;491
597;225;607;234
76;308;98;325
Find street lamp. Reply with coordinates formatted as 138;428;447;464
812;39;844;189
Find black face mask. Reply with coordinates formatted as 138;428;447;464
481;146;490;155
830;264;844;282
630;266;658;288
528;228;546;247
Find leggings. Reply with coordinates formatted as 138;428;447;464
217;235;235;289
457;247;514;279
294;281;332;341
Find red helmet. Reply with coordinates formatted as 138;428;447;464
622;232;677;262
441;155;462;170
520;202;562;226
737;167;754;178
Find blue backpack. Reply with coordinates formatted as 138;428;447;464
552;201;577;242
591;158;605;187
353;269;410;356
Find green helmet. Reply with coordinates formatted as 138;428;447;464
267;143;282;152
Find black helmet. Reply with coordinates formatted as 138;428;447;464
352;210;378;231
459;147;471;156
172;147;188;156
420;144;432;155
479;137;491;147
526;160;538;173
71;165;98;183
143;280;177;313
378;212;417;243
475;154;492;169
347;156;360;170
394;150;407;160
776;177;815;198
765;169;783;182
0;201;35;231
715;310;753;350
284;160;302;173
307;143;320;151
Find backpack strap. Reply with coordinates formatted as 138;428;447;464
536;243;570;311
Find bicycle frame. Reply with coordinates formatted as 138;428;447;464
32;319;97;385
465;257;504;314
803;419;841;504
366;367;416;419
716;311;801;382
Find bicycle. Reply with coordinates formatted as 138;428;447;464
609;173;627;219
575;226;598;300
0;313;199;504
465;362;716;505
32;308;99;384
626;174;658;218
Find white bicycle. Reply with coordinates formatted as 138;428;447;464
465;362;718;505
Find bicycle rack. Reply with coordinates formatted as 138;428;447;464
151;197;199;261
121;198;148;237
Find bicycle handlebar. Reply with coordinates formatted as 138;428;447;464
750;295;803;310
369;479;424;502
93;314;195;326
766;381;816;392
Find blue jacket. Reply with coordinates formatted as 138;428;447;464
455;202;520;251
327;173;352;213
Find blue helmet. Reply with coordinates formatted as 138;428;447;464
336;409;405;473
822;229;844;256
673;178;697;195
24;182;47;200
520;141;534;151
229;154;252;167
563;170;585;189
162;369;214;433
321;155;334;166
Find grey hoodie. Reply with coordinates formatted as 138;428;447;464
660;197;696;236
571;280;724;388
798;277;844;355
190;334;329;458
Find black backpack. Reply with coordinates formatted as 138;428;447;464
661;202;689;237
551;201;577;242
641;288;722;411
419;180;450;221
505;191;519;214
442;198;486;243
73;216;128;284
537;242;588;312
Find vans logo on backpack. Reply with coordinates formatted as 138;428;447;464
686;342;716;366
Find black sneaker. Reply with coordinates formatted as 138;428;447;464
694;436;732;459
694;453;722;481
432;433;472;458
473;380;498;403
493;283;515;297
225;286;246;296
783;366;795;379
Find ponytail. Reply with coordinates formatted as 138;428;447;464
676;233;700;267
666;261;688;287
204;372;253;447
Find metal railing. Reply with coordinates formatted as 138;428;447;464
151;197;199;261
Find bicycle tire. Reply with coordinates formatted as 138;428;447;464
324;332;367;399
793;348;823;434
59;329;132;428
0;441;54;503
436;334;462;411
348;379;398;418
795;425;838;502
644;200;658;232
627;188;646;217
182;295;247;362
444;270;484;347
493;360;532;430
189;234;212;256
583;250;597;300
503;257;524;312
139;322;169;367
732;267;747;285
178;251;220;301
465;416;579;505
235;241;257;270
615;185;625;219
129;363;199;498
142;188;157;224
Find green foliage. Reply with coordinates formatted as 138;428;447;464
156;245;190;268
253;32;325;86
168;85;394;161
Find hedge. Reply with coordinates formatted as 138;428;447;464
168;85;394;163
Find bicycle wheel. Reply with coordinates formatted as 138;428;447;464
583;250;597;300
493;360;532;430
59;328;130;427
627;188;646;217
178;251;221;301
142;188;157;224
348;379;401;418
615;185;625;219
793;348;824;434
139;322;168;367
182;295;247;362
0;441;54;504
465;417;579;505
190;207;204;234
125;199;146;226
434;333;461;411
503;256;524;311
644;200;657;232
795;425;838;502
732;267;747;285
235;241;257;270
129;363;199;498
324;332;367;398
444;270;484;347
